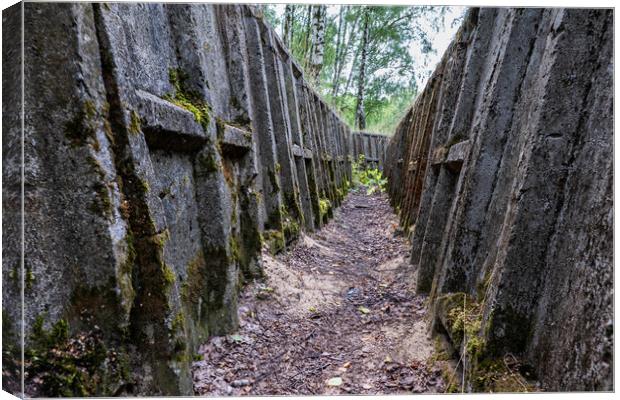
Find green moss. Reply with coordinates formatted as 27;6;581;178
138;178;150;194
267;168;281;194
279;204;301;242
434;292;535;393
165;68;211;130
282;217;300;241
25;315;113;397
263;229;285;255
470;358;535;393
128;110;141;135
65;100;99;148
25;266;35;290
438;292;482;349
229;236;241;263
441;365;460;393
429;336;451;363
197;151;221;173
90;181;113;219
171;311;185;333
275;162;282;174
2;311;20;392
319;197;332;223
251;190;262;203
162;263;176;286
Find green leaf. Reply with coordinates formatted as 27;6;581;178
358;306;371;314
327;377;343;386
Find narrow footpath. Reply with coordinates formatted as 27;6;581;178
192;192;446;395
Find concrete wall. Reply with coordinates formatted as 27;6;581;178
351;131;389;170
385;8;613;391
2;3;354;396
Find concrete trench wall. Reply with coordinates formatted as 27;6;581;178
351;131;389;170
385;8;613;391
2;3;382;396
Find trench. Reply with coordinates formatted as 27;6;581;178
192;191;446;395
5;3;612;397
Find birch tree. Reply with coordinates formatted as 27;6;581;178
308;5;327;83
282;4;295;47
354;7;370;129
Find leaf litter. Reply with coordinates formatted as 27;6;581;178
192;192;446;395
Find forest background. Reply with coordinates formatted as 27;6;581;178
262;3;465;134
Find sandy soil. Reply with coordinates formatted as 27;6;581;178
192;192;445;395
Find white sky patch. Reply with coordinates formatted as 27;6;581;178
411;6;467;89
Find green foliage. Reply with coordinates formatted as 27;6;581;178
265;4;464;134
263;229;285;255
318;197;332;222
352;156;387;195
26;317;117;397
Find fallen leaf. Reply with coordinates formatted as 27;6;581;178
343;361;351;368
229;334;243;343
358;306;371;314
327;377;343;387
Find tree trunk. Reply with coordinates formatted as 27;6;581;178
283;4;294;47
308;5;327;83
302;5;313;68
331;6;345;98
355;8;370;130
333;8;360;100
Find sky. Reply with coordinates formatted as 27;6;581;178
409;6;466;89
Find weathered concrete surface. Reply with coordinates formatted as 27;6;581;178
1;3;360;396
351;131;389;170
385;8;613;392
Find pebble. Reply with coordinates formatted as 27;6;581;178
231;379;251;387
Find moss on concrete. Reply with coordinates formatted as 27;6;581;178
166;68;212;130
24;314;128;397
263;229;285;255
64;100;98;148
197;151;221;173
128;110;141;135
319;197;332;224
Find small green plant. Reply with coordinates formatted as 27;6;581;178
25;316;114;397
352;155;387;195
319;197;331;222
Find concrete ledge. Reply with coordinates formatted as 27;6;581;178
292;144;304;157
445;140;470;172
220;124;252;155
136;90;208;152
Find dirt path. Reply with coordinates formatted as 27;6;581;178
192;192;446;395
